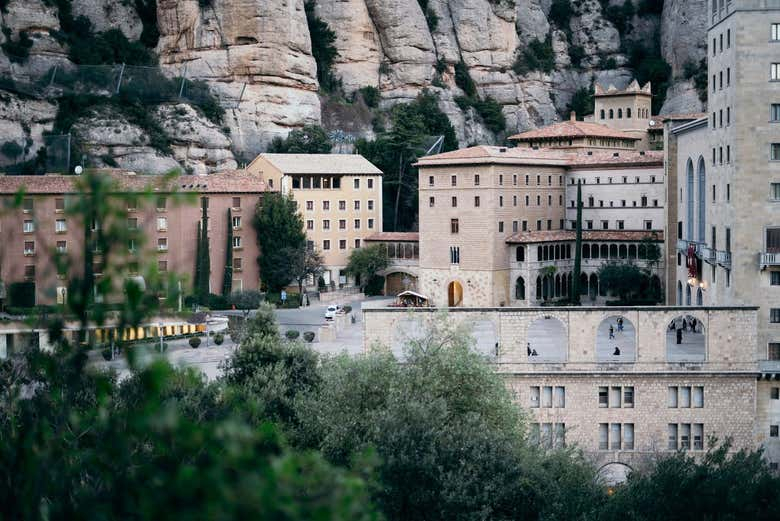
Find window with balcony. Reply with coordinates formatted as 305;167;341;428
767;228;780;253
769;343;780;360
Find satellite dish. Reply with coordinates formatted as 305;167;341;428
74;166;83;175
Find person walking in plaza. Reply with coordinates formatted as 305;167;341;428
609;325;615;339
617;317;624;332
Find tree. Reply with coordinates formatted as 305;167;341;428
304;0;340;92
252;192;307;293
196;197;211;303
222;208;233;296
267;124;334;154
345;244;389;294
600;439;780;521
598;262;661;304
288;245;324;302
642;235;662;267
226;302;280;346
571;180;583;304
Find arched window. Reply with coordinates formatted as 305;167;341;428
515;277;526;300
561;273;568;296
589;273;599;300
600;109;606;119
696;287;703;305
592;244;600;259
627;108;632;118
618;108;623;119
628;244;637;258
609;244;618;258
638;244;647;259
600;244;608;258
686;158;694;240
677;281;683;305
583;244;591;259
543;245;549;261
697;156;706;242
579;273;588;296
555;275;561;297
609;109;614;119
537;246;542;261
566;244;571;259
516;246;525;262
536;276;542;300
685;285;692;306
619;244;627;259
666;315;705;362
555;244;560;260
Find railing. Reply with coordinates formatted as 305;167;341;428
699;246;716;264
760;252;780;269
716;250;731;268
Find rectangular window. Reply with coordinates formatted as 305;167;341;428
158;260;168;273
773;105;780;123
693;386;704;408
429;175;434;186
323;240;330;250
693;423;704;450
773;63;780;81
609;387;622;408
680;423;691;449
499;174;503;186
232;197;241;209
232;236;242;249
368;218;374;229
771;183;780;201
522;221;528;232
474;196;480;207
354;200;360;210
451;196;457;208
306;201;314;211
451;175;457;186
624;387;634;408
599;386;608;408
668;424;678;450
668;386;679;408
771;309;780;323
680;386;691;408
499;196;503;207
610;423;622;450
23;220;34;233
773;23;780;41
541;386;553;408
55;197;65;211
554;386;565;408
429;196;435;208
56;240;66;253
599;423;609;450
450;219;459;234
157;217;168;231
772;272;780;285
772;387;780;400
24;265;35;278
157;238;168;251
530;386;540;408
354;219;361;230
498;221;504;233
450;246;460;264
323;220;330;230
307;220;314;230
772;425;780;438
339;240;346;250
367;178;374;189
368;200;374;211
55;219;67;233
127;218;138;230
536;220;542;231
354;178;360;189
623;423;635;450
24;241;35;255
601;220;609;230
770;343;780;360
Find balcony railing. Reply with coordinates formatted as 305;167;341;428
699;246;716;264
716;250;731;268
760;252;780;269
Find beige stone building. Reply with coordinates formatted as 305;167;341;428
246;153;383;287
414;146;665;308
664;0;780;466
363;304;765;474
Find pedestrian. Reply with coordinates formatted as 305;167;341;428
682;318;687;331
527;343;532;356
306;293;310;307
691;317;697;332
618;318;624;332
613;346;621;356
609;325;615;340
531;349;538;356
676;327;683;345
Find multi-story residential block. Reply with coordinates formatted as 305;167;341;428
246;153;383;287
666;0;780;465
0;170;267;306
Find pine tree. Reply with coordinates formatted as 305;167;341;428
572;180;583;305
222;208;234;296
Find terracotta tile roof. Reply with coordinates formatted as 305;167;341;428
506;230;664;244
0;169;270;195
253;153;383;175
365;232;419;242
417;146;662;168
508;120;640;142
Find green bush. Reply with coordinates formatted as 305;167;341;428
189;336;202;348
8;282;35;308
1;29;33;64
207;293;230;310
417;0;438;32
305;0;340;92
1;141;24;161
358;86;380;108
213;333;224;345
342;305;352;314
286;330;301;340
266;292;302;309
685;58;708;104
569;45;586;69
303;331;315;343
267;125;332;154
101;348;112;361
454;60;477;97
514;37;555;74
566;87;594;119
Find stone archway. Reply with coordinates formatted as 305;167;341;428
447;280;464;307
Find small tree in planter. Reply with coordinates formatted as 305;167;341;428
189;336;202;348
213;333;224;345
303;331;315;343
286;330;300;340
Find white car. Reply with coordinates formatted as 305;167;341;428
324;304;342;319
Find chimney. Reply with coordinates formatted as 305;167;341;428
570;111;577;121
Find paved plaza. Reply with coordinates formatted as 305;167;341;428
527;317;567;362
595;316;636;362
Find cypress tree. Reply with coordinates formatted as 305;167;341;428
572;180;583;305
222;208;233;296
194;220;202;299
197;197;211;303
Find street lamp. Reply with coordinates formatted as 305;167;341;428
159;322;164;354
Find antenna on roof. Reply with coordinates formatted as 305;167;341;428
425;135;445;156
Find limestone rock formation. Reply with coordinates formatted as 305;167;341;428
0;92;57;166
71;0;144;40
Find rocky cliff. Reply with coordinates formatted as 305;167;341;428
0;0;708;173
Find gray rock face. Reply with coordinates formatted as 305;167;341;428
0;92;57;166
661;0;708;78
71;0;143;40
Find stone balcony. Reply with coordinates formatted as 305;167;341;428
760;252;780;269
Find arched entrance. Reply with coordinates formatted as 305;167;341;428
447;280;464;307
